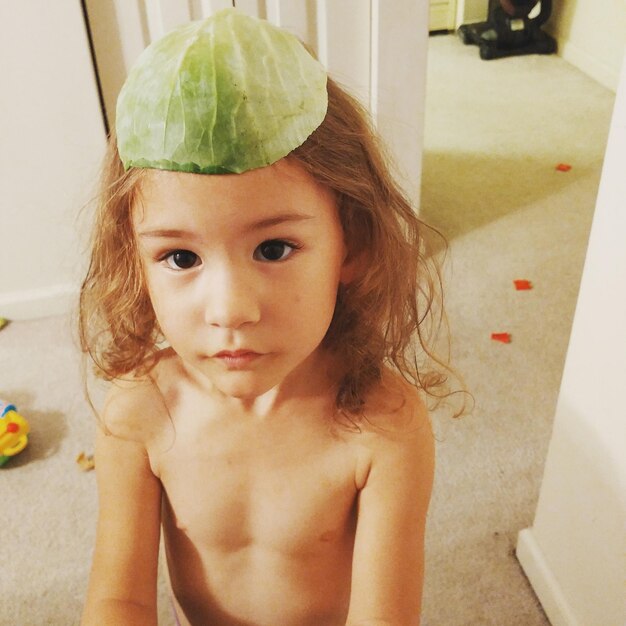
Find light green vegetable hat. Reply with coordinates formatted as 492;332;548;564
116;8;328;174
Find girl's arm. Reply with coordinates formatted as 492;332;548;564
82;390;163;626
345;396;435;626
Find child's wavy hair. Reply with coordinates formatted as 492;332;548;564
79;77;458;419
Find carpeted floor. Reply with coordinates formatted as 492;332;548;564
0;34;615;626
421;34;614;625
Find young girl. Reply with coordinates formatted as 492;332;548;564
80;9;449;626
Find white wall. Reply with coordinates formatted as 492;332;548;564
546;0;626;92
373;1;429;202
0;2;106;320
516;52;626;626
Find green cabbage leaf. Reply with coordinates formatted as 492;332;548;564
116;8;327;174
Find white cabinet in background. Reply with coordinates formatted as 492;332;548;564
430;0;457;31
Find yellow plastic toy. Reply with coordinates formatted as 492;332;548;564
0;400;30;466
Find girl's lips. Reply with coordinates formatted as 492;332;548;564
213;350;261;368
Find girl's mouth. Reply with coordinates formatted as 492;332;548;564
213;350;261;368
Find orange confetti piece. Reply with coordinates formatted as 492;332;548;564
556;163;572;172
491;333;512;344
514;279;533;290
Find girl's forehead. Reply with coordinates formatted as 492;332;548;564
133;158;336;226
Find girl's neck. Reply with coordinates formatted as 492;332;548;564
183;347;344;422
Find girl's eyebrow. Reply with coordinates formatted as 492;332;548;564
137;213;315;239
137;228;200;240
245;213;315;231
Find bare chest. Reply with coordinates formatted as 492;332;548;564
153;415;360;556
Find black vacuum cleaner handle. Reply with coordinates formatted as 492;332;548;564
535;0;552;27
499;0;552;24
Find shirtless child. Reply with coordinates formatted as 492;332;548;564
80;9;443;625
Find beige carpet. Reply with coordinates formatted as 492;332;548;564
0;34;615;626
421;34;614;625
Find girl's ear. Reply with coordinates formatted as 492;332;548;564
340;251;364;285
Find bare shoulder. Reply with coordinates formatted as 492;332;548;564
366;368;431;431
99;348;178;444
350;368;435;491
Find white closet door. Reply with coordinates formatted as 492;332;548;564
87;0;428;202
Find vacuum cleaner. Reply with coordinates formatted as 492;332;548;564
458;0;556;60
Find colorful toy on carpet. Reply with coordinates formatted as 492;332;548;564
0;400;30;466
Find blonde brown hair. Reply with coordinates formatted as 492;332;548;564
79;77;456;418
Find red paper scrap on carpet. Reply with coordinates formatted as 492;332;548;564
514;279;533;290
556;163;572;172
491;333;512;343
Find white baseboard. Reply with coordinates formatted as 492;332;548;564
559;39;620;93
0;284;78;320
516;528;581;626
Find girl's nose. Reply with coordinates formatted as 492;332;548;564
202;265;261;329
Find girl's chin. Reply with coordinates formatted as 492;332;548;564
209;371;281;401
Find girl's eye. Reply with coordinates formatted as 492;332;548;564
163;250;201;270
254;240;299;262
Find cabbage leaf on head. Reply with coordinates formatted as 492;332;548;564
116;8;328;174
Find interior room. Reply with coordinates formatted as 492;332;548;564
421;2;625;625
1;1;624;624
